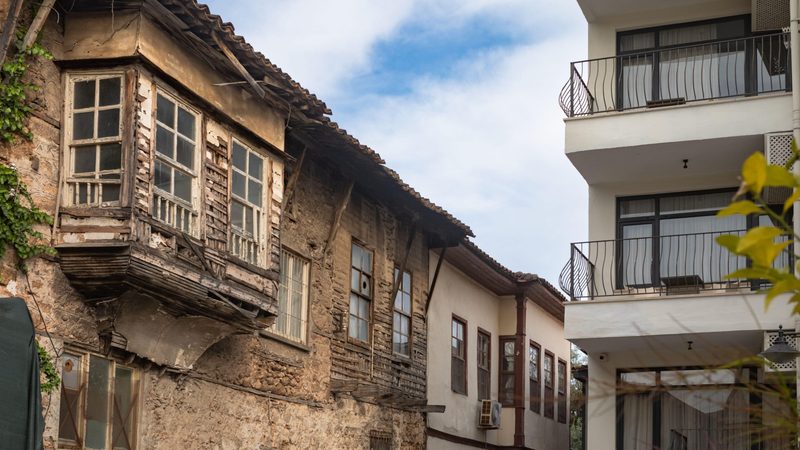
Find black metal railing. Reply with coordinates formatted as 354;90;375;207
559;32;790;117
558;230;793;300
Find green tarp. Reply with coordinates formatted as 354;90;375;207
0;297;44;450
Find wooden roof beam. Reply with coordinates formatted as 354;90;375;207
211;31;266;99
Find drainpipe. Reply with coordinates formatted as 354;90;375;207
513;292;526;448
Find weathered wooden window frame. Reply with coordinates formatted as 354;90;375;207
477;328;491;401
392;267;412;357
544;350;555;419
529;340;541;414
228;137;270;266
498;336;516;406
450;315;467;395
557;358;568;424
57;350;140;450
63;72;125;208
269;248;310;344
151;86;201;236
349;240;373;343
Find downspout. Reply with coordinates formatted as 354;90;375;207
513;291;526;448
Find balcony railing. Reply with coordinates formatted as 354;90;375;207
559;32;790;117
558;230;793;300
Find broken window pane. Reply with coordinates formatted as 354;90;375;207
85;356;110;450
58;353;82;443
97;108;120;138
99;77;121;107
74;80;96;109
73;111;95;140
112;367;133;449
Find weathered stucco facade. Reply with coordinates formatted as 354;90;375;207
0;1;470;449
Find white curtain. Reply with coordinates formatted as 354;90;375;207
661;388;749;450
623;393;654;450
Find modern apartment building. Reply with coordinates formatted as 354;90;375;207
427;241;570;450
559;0;798;449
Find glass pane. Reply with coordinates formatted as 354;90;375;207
622;224;653;286
232;171;246;199
157;94;175;126
85;356;110;450
402;293;411;313
403;272;411;292
621;55;653;109
359;319;368;340
348;315;358;339
174;169;192;202
97;108;120;138
400;315;409;334
248;180;262;206
244;206;254;234
102;184;120;203
74;146;96;174
73;111;95;140
619;32;655;52
154;161;171;193
660;191;733;215
99;77;121;107
358;297;369;319
112;367;133;449
362;249;372;274
156;126;175;158
351;270;360;292
74;80;96;109
232;142;247;170
659;23;717;47
660;388;748;449
99;143;121;171
622;393;655;450
177;107;195;137
231;201;243;230
659;215;746;282
619;198;655;218
351;243;361;267
248;152;263;179
176;137;194;169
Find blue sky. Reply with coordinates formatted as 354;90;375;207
205;0;589;285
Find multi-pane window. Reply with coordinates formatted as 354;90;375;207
393;269;412;356
529;341;541;413
66;74;123;206
544;351;555;418
558;359;568;424
450;316;466;395
230;140;266;265
271;250;309;343
153;92;198;234
349;242;372;341
477;330;491;400
498;337;515;406
58;352;138;450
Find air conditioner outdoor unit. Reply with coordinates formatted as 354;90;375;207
477;399;501;429
763;132;794;205
752;0;790;32
764;330;798;373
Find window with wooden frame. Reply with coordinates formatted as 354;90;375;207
529;341;541;413
393;268;412;356
450;316;467;395
230;139;268;265
477;329;491;400
65;73;124;207
270;249;310;343
557;358;568;424
544;351;555;418
58;352;139;450
349;242;372;342
498;337;516;406
152;90;199;235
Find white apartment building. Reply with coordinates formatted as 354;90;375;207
559;0;798;449
427;241;570;449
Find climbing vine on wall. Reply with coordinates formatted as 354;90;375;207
37;341;60;394
0;31;52;143
0;163;54;270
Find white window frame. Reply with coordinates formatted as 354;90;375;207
63;72;125;207
269;248;310;343
229;138;269;266
151;87;201;236
57;350;140;450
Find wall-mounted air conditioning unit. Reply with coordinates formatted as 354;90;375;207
752;0;790;32
477;399;501;429
763;330;798;373
763;132;794;204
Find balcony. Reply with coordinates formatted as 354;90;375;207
558;230;792;301
560;32;789;117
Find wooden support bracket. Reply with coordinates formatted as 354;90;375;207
281;145;307;213
323;180;354;256
389;219;418;308
21;0;56;50
0;0;25;64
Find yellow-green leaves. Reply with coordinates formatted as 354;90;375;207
716;226;789;268
766;165;797;188
742;152;767;194
784;189;800;213
718;200;761;217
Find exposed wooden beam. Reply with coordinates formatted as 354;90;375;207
211;31;266;99
424;246;447;315
0;0;25;64
281;145;306;213
389;219;417;310
323;180;354;256
20;0;56;50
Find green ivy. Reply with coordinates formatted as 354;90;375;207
36;341;60;394
0;163;54;270
0;30;52;143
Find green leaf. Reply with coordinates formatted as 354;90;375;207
742;152;768;194
765;279;800;309
717;200;761;217
716;234;740;253
736;226;784;254
783;189;800;213
748;240;792;268
765;165;798;188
